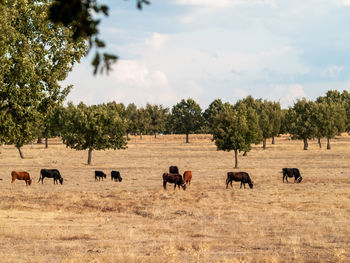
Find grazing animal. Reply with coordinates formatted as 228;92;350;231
183;171;192;185
11;171;32;186
169;166;179;174
282;168;302;183
226;171;253;189
163;173;186;190
38;169;64;184
95;171;107;181
111;171;122;182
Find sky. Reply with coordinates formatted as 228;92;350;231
64;0;350;109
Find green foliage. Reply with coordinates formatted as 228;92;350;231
0;0;86;155
126;103;139;135
171;98;203;143
203;99;229;133
145;104;169;137
341;90;350;132
287;98;317;149
234;96;262;146
61;102;127;164
212;103;260;167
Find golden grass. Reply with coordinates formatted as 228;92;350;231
0;134;350;262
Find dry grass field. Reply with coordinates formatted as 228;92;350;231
0;134;350;262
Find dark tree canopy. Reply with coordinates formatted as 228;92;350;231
49;0;150;74
171;99;203;143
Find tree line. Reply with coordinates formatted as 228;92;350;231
2;90;349;166
1;1;349;167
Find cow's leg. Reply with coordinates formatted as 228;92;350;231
226;179;230;189
11;178;15;184
174;184;177;190
240;182;242;188
163;181;167;190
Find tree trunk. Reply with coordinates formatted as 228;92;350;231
126;132;129;140
272;136;275;145
234;150;238;168
303;138;308;150
318;138;322;148
87;148;93;165
154;132;157;139
243;151;247;156
327;138;331;150
17;146;24;159
140;132;143;140
37;137;42;144
262;138;266;149
186;133;189;143
45;137;48;149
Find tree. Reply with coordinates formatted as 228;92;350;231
270;102;282;144
0;0;86;158
136;107;151;140
286;99;317;150
61;102;127;164
314;100;346;149
256;100;282;149
38;105;65;148
49;0;150;74
212;103;260;168
171;99;203;143
203;99;228;134
234;96;262;155
145;103;169;138
341;90;350;133
126;103;138;138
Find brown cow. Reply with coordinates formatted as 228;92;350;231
226;171;253;189
11;171;32;186
163;173;186;190
183;171;192;185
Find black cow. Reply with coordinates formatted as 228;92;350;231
282;168;302;183
169;166;179;174
95;171;107;181
38;169;63;184
163;173;186;190
111;171;122;182
226;171;253;189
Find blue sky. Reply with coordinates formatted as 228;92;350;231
64;0;350;109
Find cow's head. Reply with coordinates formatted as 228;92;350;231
248;181;254;189
181;184;186;190
297;177;302;183
28;179;32;186
59;178;64;184
118;177;122;182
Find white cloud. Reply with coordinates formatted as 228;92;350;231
344;0;350;5
321;65;344;78
269;84;306;107
111;60;178;106
145;33;168;51
175;0;275;8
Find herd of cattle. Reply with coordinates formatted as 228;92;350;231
6;166;302;190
